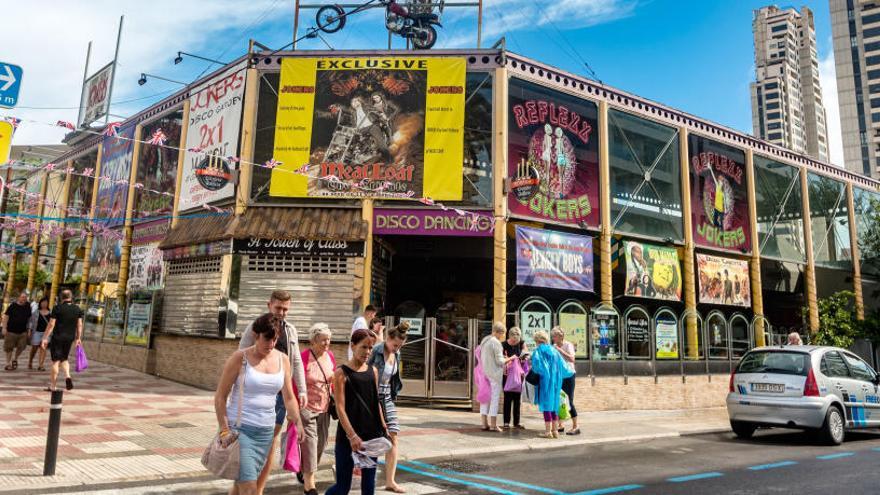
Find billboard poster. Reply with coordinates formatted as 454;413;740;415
508;78;599;227
89;234;122;283
68;154;97;220
689;135;751;252
78;62;114;127
624;241;682;301
270;57;466;200
559;309;588;359
655;312;679;359
96;124;135;228
515;226;594;292
696;253;751;307
136;115;181;220
102;298;125;344
373;208;494;237
127;243;164;292
124;296;154;346
179;63;245;212
625;310;650;358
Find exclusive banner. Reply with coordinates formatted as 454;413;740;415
696;253;751;307
689;135;751;252
515;226;594;292
623;240;682;301
270;57;466;200
508;78;600;227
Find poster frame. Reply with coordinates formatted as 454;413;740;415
653;307;680;360
123;292;156;347
517;296;553;349
623;305;652;360
705;309;730;360
557;299;588;359
588;304;621;362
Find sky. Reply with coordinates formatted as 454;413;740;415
2;0;845;166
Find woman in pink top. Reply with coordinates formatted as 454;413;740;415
299;323;336;495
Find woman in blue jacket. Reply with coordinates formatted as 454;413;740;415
530;330;574;438
367;320;409;493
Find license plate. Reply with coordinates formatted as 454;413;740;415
751;383;784;393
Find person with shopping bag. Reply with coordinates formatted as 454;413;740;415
478;322;517;433
39;290;82;391
501;326;528;430
211;314;303;495
529;330;574;439
296;323;336;495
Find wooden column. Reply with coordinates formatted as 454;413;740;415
3;195;26;308
846;183;864;320
492;67;509;323
236;68;259;216
116;125;144;302
79;144;104;298
171;100;191;229
678;127;699;358
598;101;612;304
361;198;374;311
744;150;765;346
26;171;49;295
49;162;73;307
800;167;819;334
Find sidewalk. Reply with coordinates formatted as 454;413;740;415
0;358;730;493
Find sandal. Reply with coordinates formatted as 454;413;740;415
538;432;554;439
385;485;406;494
38;366;45;372
3;365;12;371
11;360;17;370
566;428;581;436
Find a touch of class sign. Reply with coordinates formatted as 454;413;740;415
0;62;23;108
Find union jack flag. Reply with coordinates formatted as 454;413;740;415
104;122;122;137
187;145;203;153
226;156;241;163
264;158;282;169
56;120;76;130
44;163;57;171
418;197;435;206
149;128;167;146
5;117;21;129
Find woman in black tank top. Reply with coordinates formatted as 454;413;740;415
327;329;387;495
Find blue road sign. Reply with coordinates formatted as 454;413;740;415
0;62;23;108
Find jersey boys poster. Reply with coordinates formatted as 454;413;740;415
689;135;751;252
508;78;599;227
270;57;466;200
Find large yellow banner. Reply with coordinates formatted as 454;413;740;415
270;57;465;200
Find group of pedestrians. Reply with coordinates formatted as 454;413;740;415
2;289;84;392
213;293;409;495
477;323;580;438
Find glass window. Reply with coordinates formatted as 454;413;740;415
624;307;651;359
821;351;849;378
754;156;805;262
738;351;809;376
842;352;876;382
807;173;852;270
730;315;750;359
707;312;728;359
608;109;682;241
136;111;182;222
251;71;493;207
853;187;880;277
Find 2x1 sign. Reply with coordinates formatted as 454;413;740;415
0;62;22;108
233;237;365;257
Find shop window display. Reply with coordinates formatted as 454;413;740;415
624;306;651;359
608;109;683;241
706;311;729;359
753;156;805;262
729;314;750;359
589;307;620;361
807;173;852;270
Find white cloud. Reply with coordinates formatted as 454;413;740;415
819;50;844;167
4;0;285;147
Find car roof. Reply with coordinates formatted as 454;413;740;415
750;345;828;353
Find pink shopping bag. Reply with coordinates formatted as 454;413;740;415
281;421;300;472
504;358;524;393
75;344;88;373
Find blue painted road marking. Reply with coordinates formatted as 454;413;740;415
817;452;855;460
396;463;526;495
568;485;644;495
406;460;567;495
872;447;880;452
747;461;798;471
667;472;724;483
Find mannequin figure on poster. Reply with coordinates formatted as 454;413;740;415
554;127;568;199
541;124;553;167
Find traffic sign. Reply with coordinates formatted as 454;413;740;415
0;62;23;108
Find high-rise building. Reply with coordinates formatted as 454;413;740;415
831;0;880;178
750;6;829;162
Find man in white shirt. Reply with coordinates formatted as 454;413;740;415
352;304;376;333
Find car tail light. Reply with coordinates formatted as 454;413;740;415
803;368;820;397
729;372;736;393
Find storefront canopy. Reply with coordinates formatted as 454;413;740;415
159;207;368;250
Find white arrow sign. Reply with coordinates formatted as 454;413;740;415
0;65;15;92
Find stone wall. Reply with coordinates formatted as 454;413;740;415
572;374;729;412
82;341;152;374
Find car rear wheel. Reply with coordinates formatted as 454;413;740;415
731;420;757;439
818;406;845;445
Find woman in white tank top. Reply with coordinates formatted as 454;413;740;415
214;314;303;494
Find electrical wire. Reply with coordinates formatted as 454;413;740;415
11;89;177;111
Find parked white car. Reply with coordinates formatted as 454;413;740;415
727;345;880;445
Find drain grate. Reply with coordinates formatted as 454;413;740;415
434;460;486;473
159;422;197;429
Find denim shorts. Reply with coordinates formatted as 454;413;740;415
236;423;275;482
274;392;285;426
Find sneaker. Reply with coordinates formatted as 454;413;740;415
65;378;74;390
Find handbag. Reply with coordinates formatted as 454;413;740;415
311;349;338;420
202;355;246;480
503;358;525;393
75;344;89;373
525;369;540;386
280;421;301;472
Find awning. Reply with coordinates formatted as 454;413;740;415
159;207;367;250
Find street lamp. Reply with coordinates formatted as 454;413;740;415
138;73;187;86
174;51;227;65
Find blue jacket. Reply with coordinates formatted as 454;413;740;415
531;343;574;413
368;342;403;400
